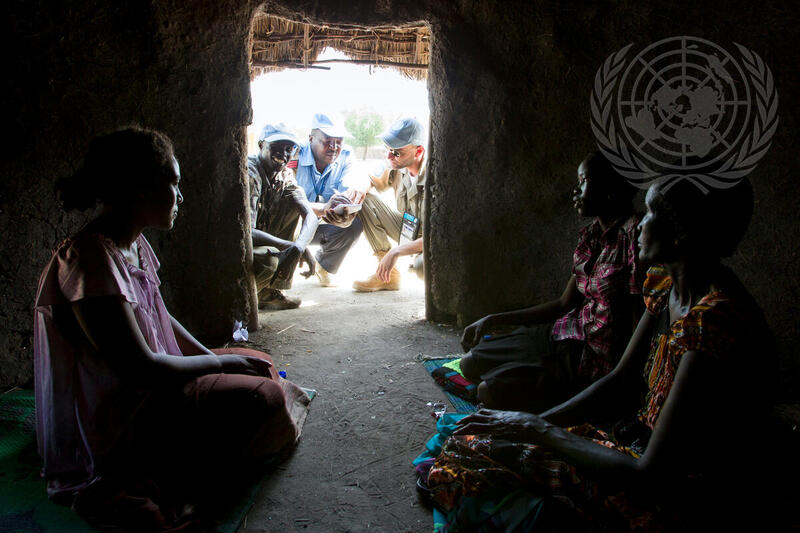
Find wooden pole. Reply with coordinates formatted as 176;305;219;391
254;63;331;70
252;58;428;70
253;34;425;45
303;24;309;69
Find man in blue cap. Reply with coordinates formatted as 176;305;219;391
291;113;364;287
248;123;319;310
352;117;427;292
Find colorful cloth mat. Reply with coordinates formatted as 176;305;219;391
422;357;479;413
413;413;546;533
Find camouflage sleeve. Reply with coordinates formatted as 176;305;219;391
282;178;310;206
247;159;262;229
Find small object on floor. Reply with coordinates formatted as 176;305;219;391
258;289;301;310
315;265;337;287
232;320;249;342
299;387;317;400
278;370;287;378
352;268;401;292
427;401;447;419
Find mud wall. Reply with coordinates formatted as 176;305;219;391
423;1;800;397
2;0;799;397
2;0;259;388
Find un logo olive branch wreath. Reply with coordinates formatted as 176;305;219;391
590;39;778;193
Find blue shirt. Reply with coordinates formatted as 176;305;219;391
294;143;354;203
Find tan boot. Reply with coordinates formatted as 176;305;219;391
315;264;337;287
352;252;401;292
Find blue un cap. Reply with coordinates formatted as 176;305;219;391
311;113;349;138
258;122;299;144
378;117;426;149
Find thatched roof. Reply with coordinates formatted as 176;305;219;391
250;12;429;80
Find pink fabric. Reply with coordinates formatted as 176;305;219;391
33;231;182;500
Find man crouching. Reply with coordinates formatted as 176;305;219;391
352;117;427;292
249;123;318;309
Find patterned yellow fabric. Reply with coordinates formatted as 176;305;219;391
639;265;747;429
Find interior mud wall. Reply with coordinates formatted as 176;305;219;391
2;0;799;398
2;0;260;389
422;1;800;398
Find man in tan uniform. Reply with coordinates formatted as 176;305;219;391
352;117;427;292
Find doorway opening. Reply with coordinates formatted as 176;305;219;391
247;12;430;305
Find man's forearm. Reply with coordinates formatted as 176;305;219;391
392;237;423;257
295;213;319;250
252;229;292;249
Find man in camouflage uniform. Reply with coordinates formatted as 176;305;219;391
248;123;318;309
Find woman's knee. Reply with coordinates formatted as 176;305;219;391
476;379;527;410
245;377;287;416
460;354;481;382
476;380;493;406
194;373;285;419
203;377;293;458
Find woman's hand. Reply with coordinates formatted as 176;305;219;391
460;316;493;352
220;354;273;377
452;408;552;441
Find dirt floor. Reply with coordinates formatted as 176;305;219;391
234;235;464;533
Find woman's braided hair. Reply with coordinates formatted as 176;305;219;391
655;178;754;259
57;126;175;211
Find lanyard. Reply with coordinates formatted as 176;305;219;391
313;167;331;200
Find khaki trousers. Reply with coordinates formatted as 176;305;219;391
359;193;404;254
358;193;424;279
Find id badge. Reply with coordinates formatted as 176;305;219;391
399;211;420;245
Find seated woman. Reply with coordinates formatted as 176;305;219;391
456;152;644;412
34;127;310;532
421;177;780;531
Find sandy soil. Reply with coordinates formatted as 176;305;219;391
234;234;463;532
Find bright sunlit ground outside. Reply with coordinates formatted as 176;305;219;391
247;48;430;297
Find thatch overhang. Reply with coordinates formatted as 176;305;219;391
250;11;429;80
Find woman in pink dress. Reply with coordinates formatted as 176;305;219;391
34;127;308;531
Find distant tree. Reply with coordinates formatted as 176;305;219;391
344;110;385;159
